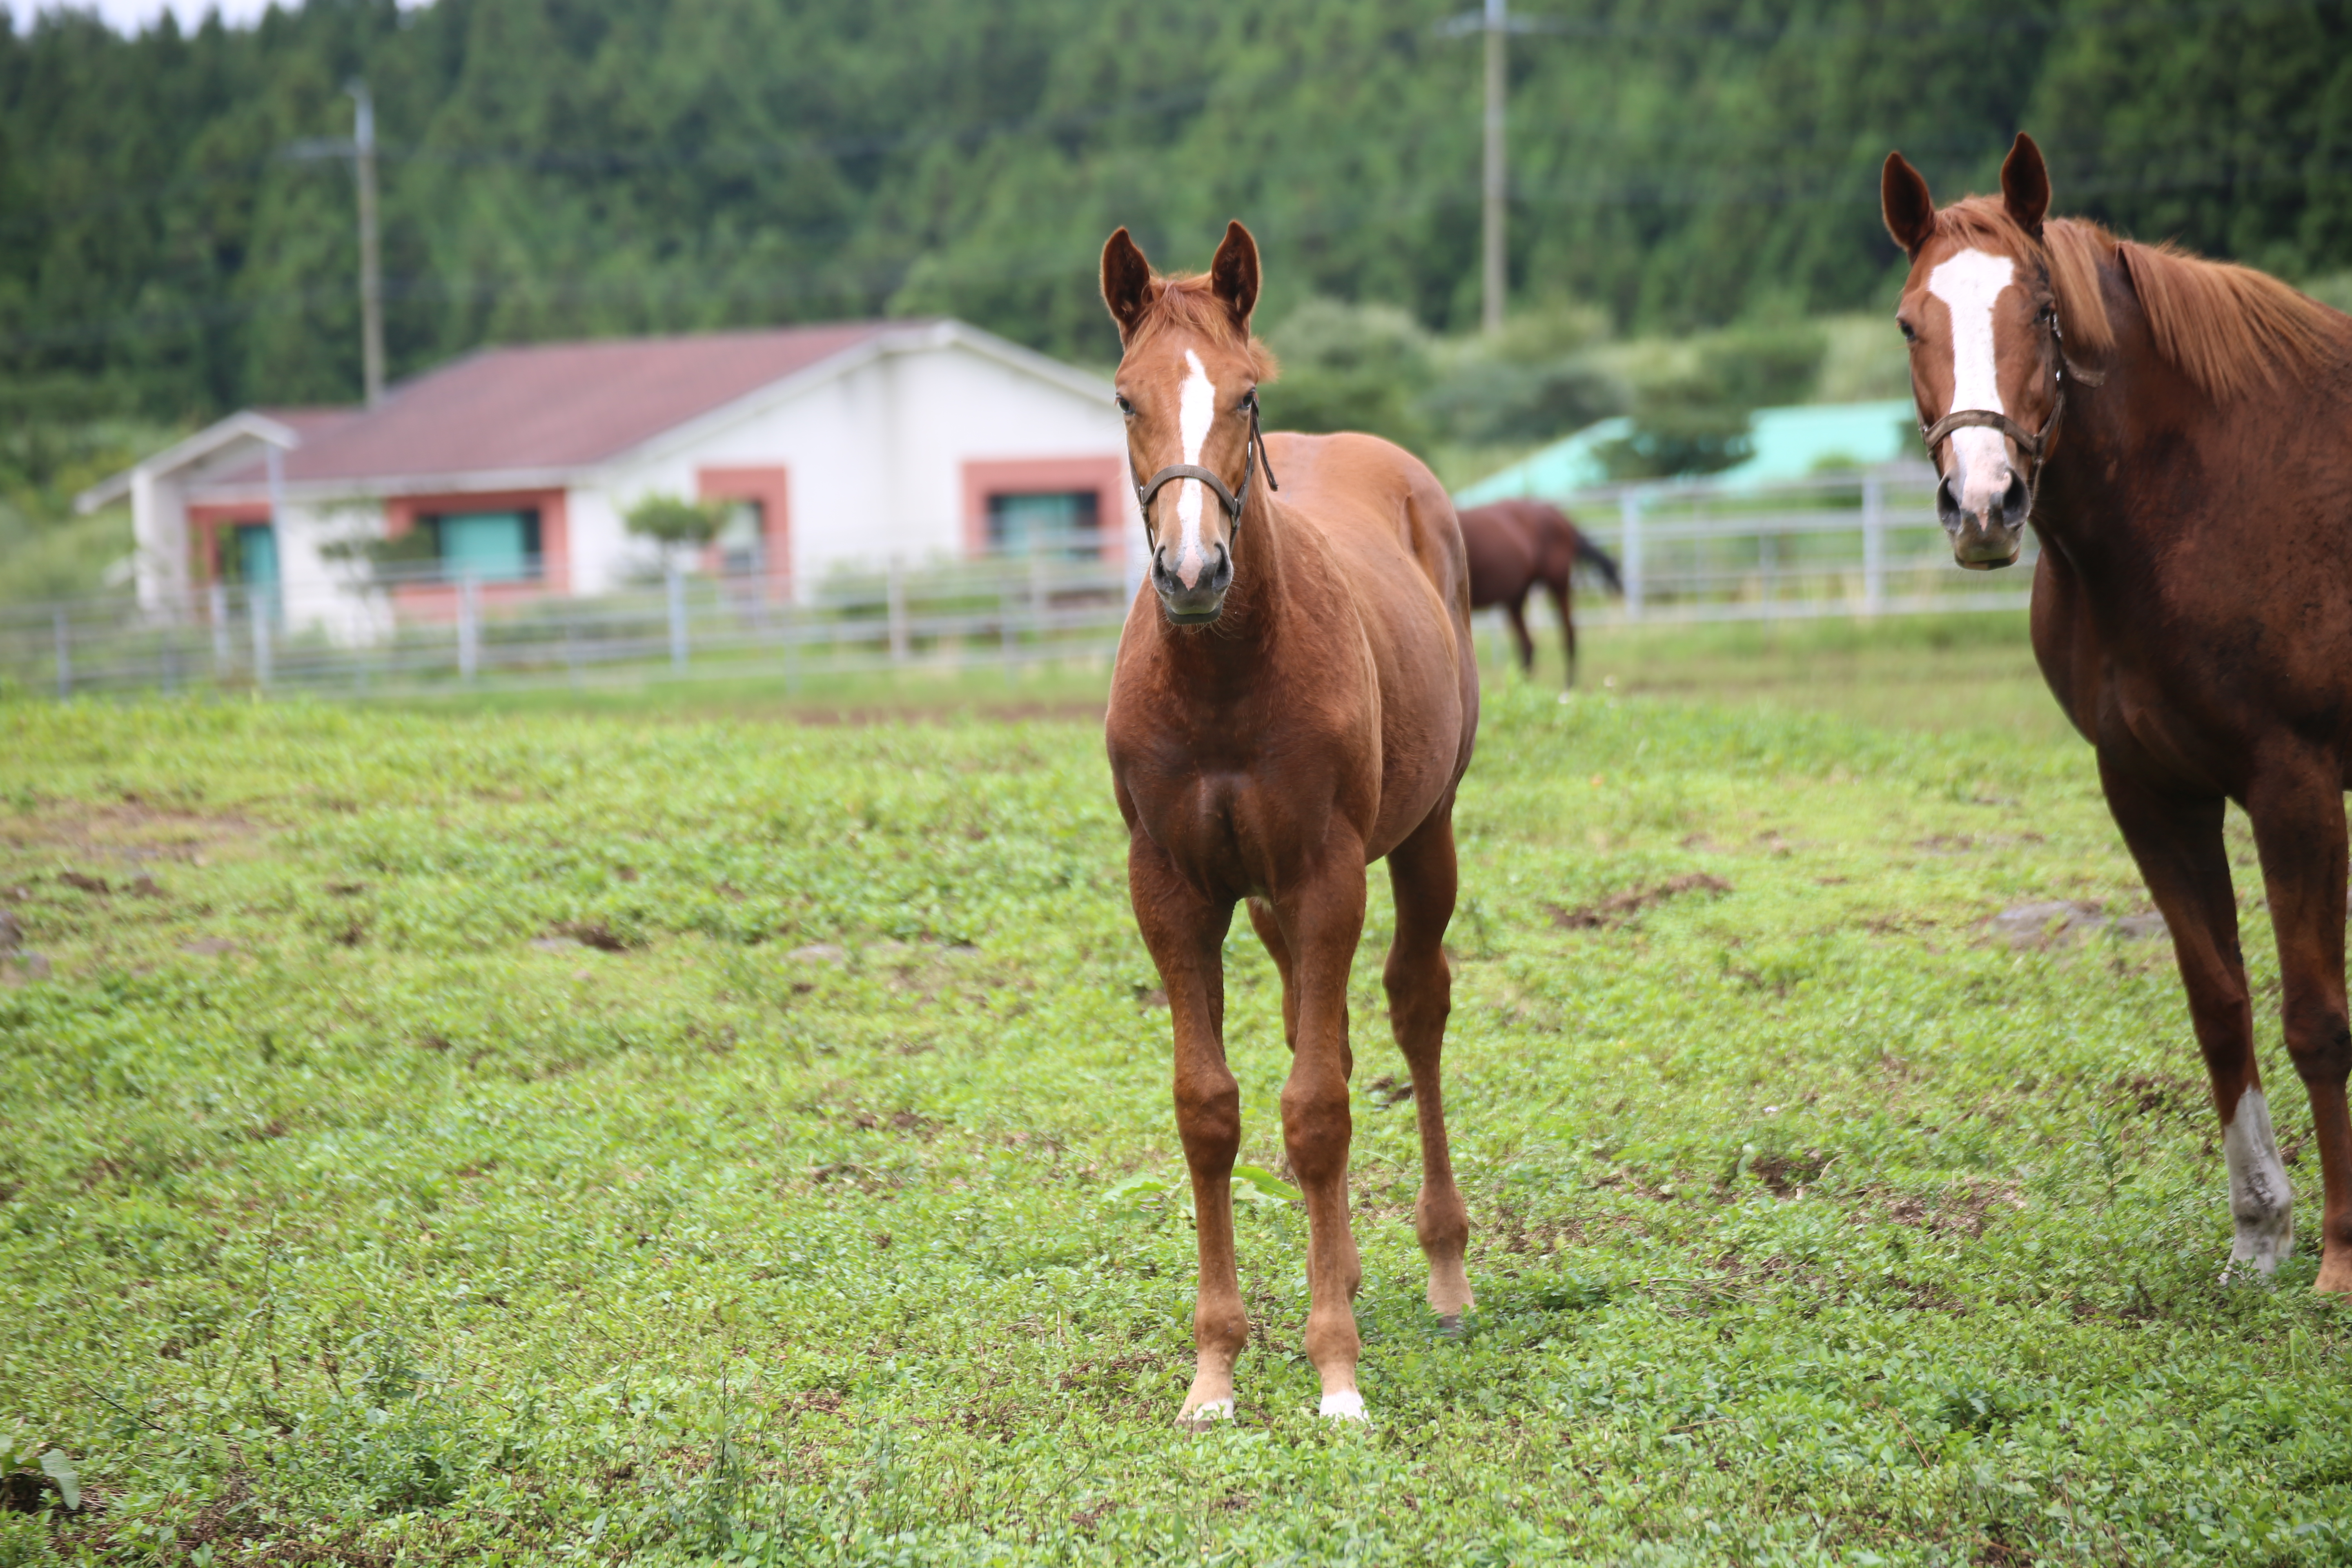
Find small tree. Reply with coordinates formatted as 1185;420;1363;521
624;494;728;550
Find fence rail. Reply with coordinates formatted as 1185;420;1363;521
2;464;2029;700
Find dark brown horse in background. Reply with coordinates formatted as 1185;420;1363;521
1101;220;1481;1423
1884;133;2352;1292
1457;499;1623;687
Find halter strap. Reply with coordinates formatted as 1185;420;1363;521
1916;312;2105;514
1133;401;1281;535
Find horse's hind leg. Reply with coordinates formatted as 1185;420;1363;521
1502;596;1537;677
2098;756;2287;1278
2245;755;2352;1292
1384;800;1474;1326
1128;836;1248;1421
1548;577;1578;689
1247;897;1302;1057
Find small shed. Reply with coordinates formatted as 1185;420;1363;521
1453;399;1919;504
80;320;1135;636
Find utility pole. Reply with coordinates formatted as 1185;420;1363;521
1443;1;1536;334
1481;0;1507;336
347;80;385;407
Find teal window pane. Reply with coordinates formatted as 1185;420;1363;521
434;511;539;582
986;491;1100;558
234;523;278;589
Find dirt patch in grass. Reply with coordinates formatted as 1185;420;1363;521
2;801;265;866
1548;873;1732;930
1870;1181;2028;1239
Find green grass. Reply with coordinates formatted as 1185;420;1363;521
2;664;2348;1564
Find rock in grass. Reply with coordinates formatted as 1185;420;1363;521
1;953;51;985
1990;901;2167;949
1991;901;2105;948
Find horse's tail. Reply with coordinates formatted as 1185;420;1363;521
1567;518;1624;595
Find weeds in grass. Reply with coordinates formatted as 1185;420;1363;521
2;683;2350;1561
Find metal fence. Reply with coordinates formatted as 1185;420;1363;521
1558;460;2031;627
1;552;1136;701
2;463;2027;701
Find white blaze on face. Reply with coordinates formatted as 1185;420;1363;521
2221;1085;2295;1278
1926;249;2017;519
1172;349;1218;588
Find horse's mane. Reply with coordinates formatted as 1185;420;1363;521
1935;196;2345;402
1130;272;1280;381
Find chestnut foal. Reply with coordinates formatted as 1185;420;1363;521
1101;222;1481;1423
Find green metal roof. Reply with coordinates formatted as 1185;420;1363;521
1453;398;1918;504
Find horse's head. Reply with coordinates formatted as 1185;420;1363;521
1100;220;1277;626
1882;134;2069;571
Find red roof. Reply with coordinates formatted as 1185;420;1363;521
232;324;904;486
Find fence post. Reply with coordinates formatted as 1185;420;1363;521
1862;473;1886;617
886;559;909;665
210;582;232;679
458;573;479;683
666;561;688;673
1028;549;1047;665
781;585;800;695
160;607;180;695
52;609;70;699
564;609;582;691
999;565;1018;683
1619;490;1645;621
250;590;273;692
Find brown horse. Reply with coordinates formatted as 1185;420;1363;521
1457;498;1623;686
1100;220;1481;1423
1883;133;2352;1292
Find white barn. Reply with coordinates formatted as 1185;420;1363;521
78;319;1136;635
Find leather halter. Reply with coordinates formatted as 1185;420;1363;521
1917;307;2104;513
1132;399;1281;537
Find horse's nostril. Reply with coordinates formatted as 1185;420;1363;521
1936;472;1962;521
2001;470;2031;520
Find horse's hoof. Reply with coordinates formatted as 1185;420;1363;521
1318;1389;1368;1423
1433;1313;1463;1339
1177;1398;1234;1431
2217;1256;2280;1288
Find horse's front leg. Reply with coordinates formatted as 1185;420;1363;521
2097;755;2283;1278
1127;835;1245;1422
1271;856;1370;1419
2245;755;2352;1292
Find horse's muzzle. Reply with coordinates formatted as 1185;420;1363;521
1938;470;2027;571
1152;542;1232;624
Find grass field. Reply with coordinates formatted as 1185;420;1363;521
4;619;2350;1565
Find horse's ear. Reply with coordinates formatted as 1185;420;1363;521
2001;132;2050;240
1881;151;1937;260
1208;220;1260;330
1101;228;1155;340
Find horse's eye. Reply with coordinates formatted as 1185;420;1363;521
1896;318;1918;343
1114;394;1134;416
1238;391;1258;413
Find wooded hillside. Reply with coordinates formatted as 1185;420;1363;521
4;0;2350;420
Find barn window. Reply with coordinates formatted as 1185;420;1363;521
226;522;278;589
713;500;765;574
428;510;541;582
986;490;1100;559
